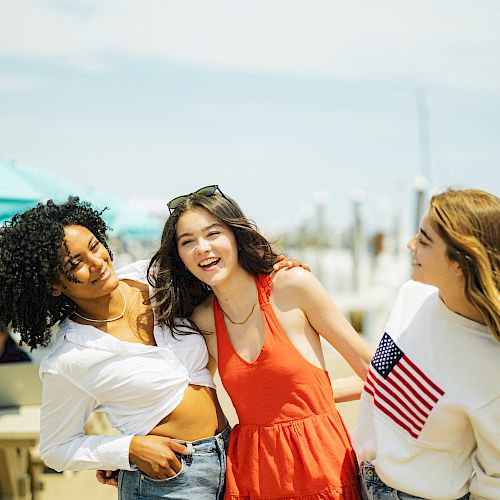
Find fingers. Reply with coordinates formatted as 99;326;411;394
273;256;310;272
96;470;118;487
273;255;290;270
107;477;119;487
165;439;189;455
170;454;183;475
148;457;182;479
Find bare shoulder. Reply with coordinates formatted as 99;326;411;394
191;293;216;333
271;267;323;309
271;266;318;295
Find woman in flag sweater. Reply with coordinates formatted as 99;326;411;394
353;188;500;499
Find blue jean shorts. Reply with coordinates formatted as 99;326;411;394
118;426;230;500
359;462;470;500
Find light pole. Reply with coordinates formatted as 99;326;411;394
313;191;329;285
351;189;364;292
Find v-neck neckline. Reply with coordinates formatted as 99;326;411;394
216;275;266;365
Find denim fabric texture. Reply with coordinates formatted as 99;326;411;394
118;426;230;500
359;462;470;500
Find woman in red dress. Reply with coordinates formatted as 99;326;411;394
149;185;373;499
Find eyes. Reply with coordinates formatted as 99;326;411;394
65;241;101;271
179;231;221;247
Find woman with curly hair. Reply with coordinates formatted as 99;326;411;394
353;188;500;499
149;186;374;499
0;197;232;499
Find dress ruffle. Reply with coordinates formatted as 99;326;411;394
225;412;360;499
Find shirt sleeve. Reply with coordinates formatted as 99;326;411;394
469;397;500;499
39;370;134;472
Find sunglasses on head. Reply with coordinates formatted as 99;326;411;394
167;185;226;213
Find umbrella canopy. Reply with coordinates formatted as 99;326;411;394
0;157;162;240
0;158;43;220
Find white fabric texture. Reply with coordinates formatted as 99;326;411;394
353;280;500;500
39;260;215;472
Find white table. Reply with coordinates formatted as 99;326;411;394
0;405;40;500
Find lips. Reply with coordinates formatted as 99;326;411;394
92;267;110;283
199;257;220;269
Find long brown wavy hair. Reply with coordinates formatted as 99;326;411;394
148;192;278;335
429;188;500;341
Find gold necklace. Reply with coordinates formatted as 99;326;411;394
73;287;127;323
221;296;258;325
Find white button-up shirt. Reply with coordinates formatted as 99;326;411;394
39;260;215;472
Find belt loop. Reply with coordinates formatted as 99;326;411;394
185;442;194;464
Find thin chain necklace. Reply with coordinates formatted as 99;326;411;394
73;286;127;323
220;295;258;325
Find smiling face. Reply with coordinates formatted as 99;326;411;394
50;225;119;301
176;207;240;288
407;210;460;290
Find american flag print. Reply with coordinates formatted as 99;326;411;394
364;333;445;439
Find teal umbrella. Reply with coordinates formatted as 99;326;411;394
0;158;44;221
0;157;161;240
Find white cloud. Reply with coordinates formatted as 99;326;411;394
1;0;499;88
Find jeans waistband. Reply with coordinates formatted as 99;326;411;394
360;461;470;500
172;425;230;454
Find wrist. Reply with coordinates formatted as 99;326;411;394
129;436;141;465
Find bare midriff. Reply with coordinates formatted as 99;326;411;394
148;384;227;442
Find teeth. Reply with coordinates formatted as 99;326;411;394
199;257;219;267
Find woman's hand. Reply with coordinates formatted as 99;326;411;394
129;435;189;479
274;254;310;272
96;469;118;487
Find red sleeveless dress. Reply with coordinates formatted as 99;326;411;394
214;274;361;499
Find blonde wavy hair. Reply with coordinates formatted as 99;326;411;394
429;188;500;341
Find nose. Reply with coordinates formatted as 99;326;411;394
407;234;417;251
195;237;211;255
88;253;105;272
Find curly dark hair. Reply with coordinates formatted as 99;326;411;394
148;191;278;335
0;197;112;349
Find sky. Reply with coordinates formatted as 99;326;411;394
1;0;499;236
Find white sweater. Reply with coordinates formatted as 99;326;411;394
353;280;500;500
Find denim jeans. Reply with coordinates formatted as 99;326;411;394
118;426;230;500
359;462;470;500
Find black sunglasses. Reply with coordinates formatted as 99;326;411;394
167;185;226;213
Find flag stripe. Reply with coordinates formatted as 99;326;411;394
385;370;430;419
367;370;428;427
371;393;419;439
398;362;439;403
404;356;445;396
366;372;423;432
392;368;433;412
366;370;426;426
